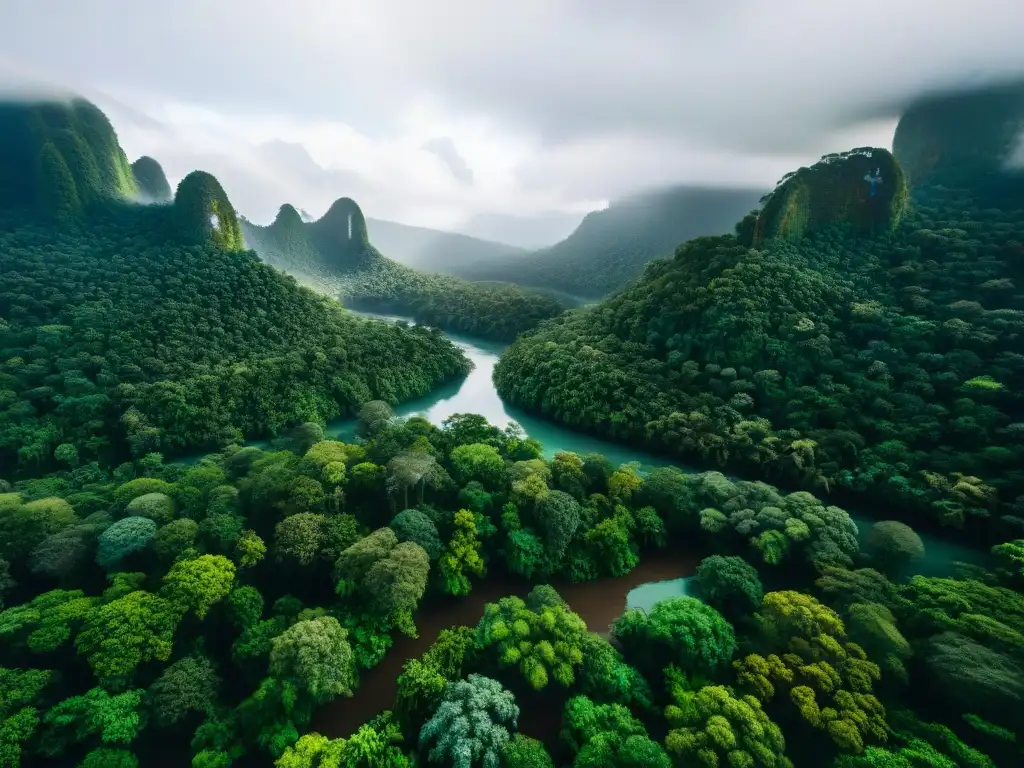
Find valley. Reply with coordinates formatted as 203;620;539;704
0;49;1022;768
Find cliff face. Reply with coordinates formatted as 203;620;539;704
174;171;244;251
893;81;1024;193
752;148;907;247
0;98;138;218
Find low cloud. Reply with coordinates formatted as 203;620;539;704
2;2;1023;234
1005;129;1024;169
422;137;474;185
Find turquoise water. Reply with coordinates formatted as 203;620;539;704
625;577;696;613
183;311;988;574
322;312;682;472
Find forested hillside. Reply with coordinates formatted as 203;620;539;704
457;185;765;298
0;98;138;219
496;96;1024;539
3;80;1024;768
130;156;172;203
241;201;568;341
0;98;470;479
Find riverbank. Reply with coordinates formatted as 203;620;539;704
177;311;995;571
155;311;999;767
310;550;699;740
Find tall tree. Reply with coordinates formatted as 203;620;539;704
419;674;518;768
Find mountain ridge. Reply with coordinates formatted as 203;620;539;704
365;216;527;273
453;184;766;297
240;198;569;341
0;95;471;472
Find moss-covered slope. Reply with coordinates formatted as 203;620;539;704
131;155;172;202
241;198;569;341
751;148;907;246
0;98;138;218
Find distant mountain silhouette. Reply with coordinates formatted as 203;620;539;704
365;217;526;272
453;185;765;297
462;210;584;248
893;79;1024;204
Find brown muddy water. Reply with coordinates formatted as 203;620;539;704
311;549;698;740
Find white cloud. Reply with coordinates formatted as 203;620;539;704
1;1;1022;234
99;90;606;229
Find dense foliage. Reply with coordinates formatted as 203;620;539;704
241;202;569;341
1;406;1019;767
2;88;1022;768
0;202;469;477
495;165;1024;539
456;185;765;298
0;98;138;219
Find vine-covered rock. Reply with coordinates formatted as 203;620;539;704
131;156;172;202
173;170;244;251
752;148;907;246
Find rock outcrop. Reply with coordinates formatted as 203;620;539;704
306;197;377;269
174;171;244;251
751;148;907;247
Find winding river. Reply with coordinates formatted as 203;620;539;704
289;313;989;741
330;314;988;574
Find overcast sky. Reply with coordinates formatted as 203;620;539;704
2;1;1023;244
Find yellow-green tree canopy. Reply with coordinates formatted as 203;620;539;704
476;586;587;690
